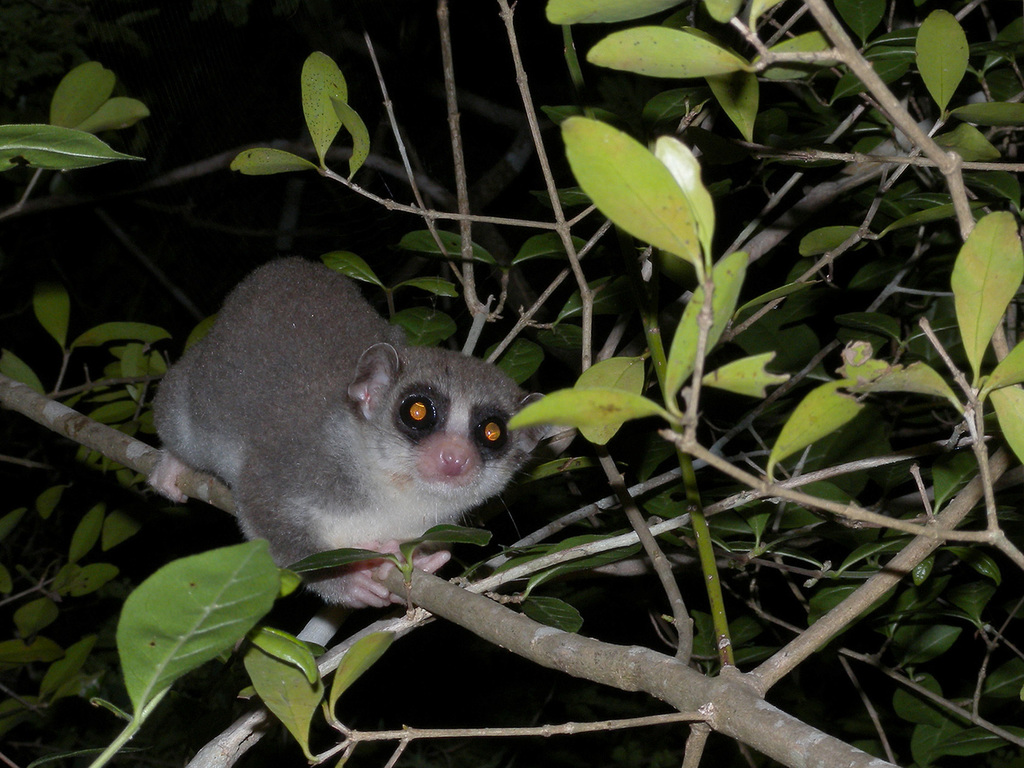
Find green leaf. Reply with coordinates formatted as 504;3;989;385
330;96;370;179
511;233;587;265
933;123;1000;162
40;635;96;701
301;51;346;167
895;624;962;665
33;283;70;349
702;0;743;23
835;0;885;43
983;658;1024;699
654;136;715;258
561;117;701;270
243;644;323;760
546;0;684;24
665;251;748;399
249;627;320;685
393;277;459;297
878;201;984;237
230;148;317;175
951;211;1024;384
736;281;814;315
320;251;384;287
838;343;961;410
936;726;1024;756
288;548;387;574
71;322;170;348
492;338;544;384
933;451;976;510
53;562;119;597
556;276;632;323
575;356;646;444
893;674;945;726
799;226;859;256
950;102;1024;127
702;352;788;397
49;62;115;128
508;387;674;434
116;541;279;714
522;596;584;632
391;308;456;346
102;510;141;550
407;523;492;547
947;581;996;626
68;503;104;564
760;32;836;80
990;386;1024;468
73;97;149;134
767;381;865;479
916;10;968;114
0;125;143;171
14;597;59;636
396;230;495;264
983;338;1024;394
0;507;26;543
0;637;63;664
835;312;900;341
329;632;394;714
749;0;784;29
588;27;752;78
0;349;44;393
706;70;758;141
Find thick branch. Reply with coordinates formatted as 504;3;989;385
381;568;895;768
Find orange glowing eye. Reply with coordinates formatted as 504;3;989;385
483;422;502;442
399;395;437;434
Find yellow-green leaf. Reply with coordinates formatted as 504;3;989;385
767;381;864;479
702;0;743;23
760;32;836;80
331;96;370;179
329;632;394;714
951;211;1024;385
249;627;320;685
49;62;115;128
230;148;317;176
934;124;1000;162
985;340;1024;396
991;386;1024;467
301;51;347;166
74;97;150;134
916;10;968;114
68;504;104;564
950;102;1024;127
588;26;751;78
546;0;684;24
0;350;44;394
33;283;70;349
706;69;758;141
243;644;323;760
14;597;59;637
799;226;859;256
575;356;646;444
702;352;788;397
562;117;701;269
509;386;673;435
665;251;748;399
654;136;715;259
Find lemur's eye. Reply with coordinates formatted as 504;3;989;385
475;417;507;450
400;396;437;433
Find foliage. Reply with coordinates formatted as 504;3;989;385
1;1;1024;767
